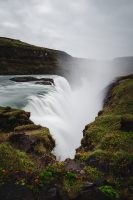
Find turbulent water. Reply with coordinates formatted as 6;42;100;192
0;63;131;160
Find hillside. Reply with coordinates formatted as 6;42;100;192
76;74;133;200
0;37;71;76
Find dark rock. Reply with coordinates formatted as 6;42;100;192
40;78;55;85
75;188;116;200
39;187;62;200
121;115;133;131
10;76;55;85
0;183;33;200
35;81;53;85
9;133;39;152
98;110;104;116
93;179;109;187
10;76;38;82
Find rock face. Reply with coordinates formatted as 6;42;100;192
76;75;133;199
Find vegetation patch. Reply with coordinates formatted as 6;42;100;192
0;143;35;171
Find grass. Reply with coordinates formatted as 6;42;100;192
76;76;133;199
0;143;35;171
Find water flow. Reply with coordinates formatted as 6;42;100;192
23;62;116;160
24;60;132;160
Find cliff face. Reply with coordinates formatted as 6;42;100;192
76;74;133;199
0;37;71;75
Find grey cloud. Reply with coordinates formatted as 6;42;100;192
0;0;133;59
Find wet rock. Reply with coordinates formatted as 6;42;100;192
10;76;38;82
40;78;55;85
35;81;53;85
10;76;55;85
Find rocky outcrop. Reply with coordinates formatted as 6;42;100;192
0;106;55;170
10;76;54;85
0;106;33;131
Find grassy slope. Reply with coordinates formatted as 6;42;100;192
76;75;133;199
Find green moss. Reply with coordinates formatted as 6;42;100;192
77;76;133;189
98;185;120;199
14;124;41;132
39;162;64;185
0;143;35;171
84;166;103;182
104;78;133;114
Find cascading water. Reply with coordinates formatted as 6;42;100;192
23;77;98;160
23;64;119;160
0;61;132;160
24;60;132;160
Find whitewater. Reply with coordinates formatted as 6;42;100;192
24;76;101;160
24;61;130;160
0;62;131;160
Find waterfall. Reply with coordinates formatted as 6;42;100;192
24;61;132;160
24;75;104;160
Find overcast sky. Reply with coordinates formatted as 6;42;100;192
0;0;133;59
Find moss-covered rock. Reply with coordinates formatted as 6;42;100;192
10;126;55;155
0;106;33;131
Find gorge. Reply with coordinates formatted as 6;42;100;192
0;38;133;200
